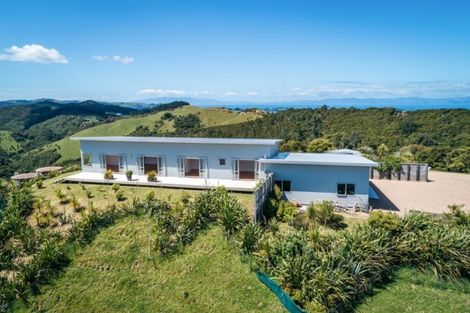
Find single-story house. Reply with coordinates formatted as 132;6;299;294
67;136;377;209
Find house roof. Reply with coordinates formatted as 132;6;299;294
71;136;282;146
259;152;378;167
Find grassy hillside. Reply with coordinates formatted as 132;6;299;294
0;130;19;153
45;105;263;163
357;267;470;313
14;218;284;313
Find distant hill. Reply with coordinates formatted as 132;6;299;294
140;96;470;111
0;100;190;177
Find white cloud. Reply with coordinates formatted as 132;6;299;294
92;55;134;64
0;44;68;64
138;89;187;96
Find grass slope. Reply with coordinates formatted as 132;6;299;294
14;217;285;313
0;130;19;153
357;267;470;313
44;106;262;163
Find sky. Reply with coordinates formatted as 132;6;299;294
1;0;470;102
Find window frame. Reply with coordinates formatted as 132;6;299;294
337;183;355;196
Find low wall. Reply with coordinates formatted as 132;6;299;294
370;163;428;182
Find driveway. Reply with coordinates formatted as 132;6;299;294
370;171;470;216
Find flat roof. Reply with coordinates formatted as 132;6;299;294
71;136;282;146
259;152;378;167
35;166;63;173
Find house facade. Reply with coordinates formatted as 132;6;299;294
71;136;377;208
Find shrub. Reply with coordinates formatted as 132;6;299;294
125;170;133;181
368;211;400;233
71;195;84;212
86;190;93;199
444;204;470;227
239;223;263;254
276;200;297;223
313;201;346;229
35;179;43;189
111;183;120;193
217;195;248;237
115;190;126;202
55;189;69;204
147;170;157;182
103;169;114;180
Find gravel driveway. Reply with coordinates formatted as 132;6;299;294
370;171;470;216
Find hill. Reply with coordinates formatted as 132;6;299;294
177;107;470;172
11;105;263;173
13;217;284;313
0;130;20;153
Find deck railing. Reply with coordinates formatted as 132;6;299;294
253;172;274;222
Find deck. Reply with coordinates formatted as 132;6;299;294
63;172;257;192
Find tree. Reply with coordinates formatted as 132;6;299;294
279;140;305;152
399;118;418;135
376;144;389;162
174;114;202;132
306;138;333;153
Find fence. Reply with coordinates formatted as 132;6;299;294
370;163;428;182
253;172;274;221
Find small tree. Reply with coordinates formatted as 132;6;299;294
306;138;333;153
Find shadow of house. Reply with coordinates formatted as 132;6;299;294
369;181;400;212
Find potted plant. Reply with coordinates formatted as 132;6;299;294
126;169;133;181
104;169;114;180
147;170;157;182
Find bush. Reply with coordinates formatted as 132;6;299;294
147;170;157;182
368;211;400;233
444;204;470;227
313;201;346;229
126;170;133;181
111;183;120;193
276;200;297;223
103;170;114;180
239;223;263;254
115;190;126;202
35;179;43;189
86;190;93;199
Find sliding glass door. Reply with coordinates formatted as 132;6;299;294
138;155;165;176
232;159;259;180
177;157;207;178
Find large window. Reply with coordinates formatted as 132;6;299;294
275;180;291;192
82;153;92;167
337;183;355;196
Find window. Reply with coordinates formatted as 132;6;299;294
218;158;226;166
82;153;92;167
337;183;355;196
275;180;291;192
346;184;355;195
283;180;291;192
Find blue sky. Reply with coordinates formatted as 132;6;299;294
1;0;470;101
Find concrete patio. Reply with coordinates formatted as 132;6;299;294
62;172;257;192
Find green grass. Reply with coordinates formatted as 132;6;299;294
33;173;255;223
0;130;20;153
42;106;263;163
356;267;470;313
13;216;285;313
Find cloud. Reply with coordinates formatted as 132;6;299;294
92;55;134;64
0;44;68;64
138;89;187;96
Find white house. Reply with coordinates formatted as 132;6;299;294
67;136;377;209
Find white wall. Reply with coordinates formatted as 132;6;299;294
79;140;278;180
263;163;371;207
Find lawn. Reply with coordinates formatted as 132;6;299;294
33;172;255;225
13;216;285;313
357;267;470;313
